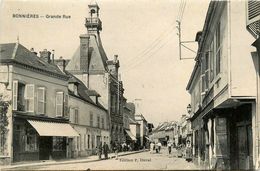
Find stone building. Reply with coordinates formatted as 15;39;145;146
0;44;78;164
66;74;109;158
186;1;257;169
65;2;124;146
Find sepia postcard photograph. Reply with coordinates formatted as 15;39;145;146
0;0;260;170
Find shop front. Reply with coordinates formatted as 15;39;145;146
13;116;79;162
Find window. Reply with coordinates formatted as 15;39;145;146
88;135;90;149
90;112;93;126
69;108;74;123
74;108;79;124
101;118;104;129
37;87;46;114
53;137;65;151
25;84;35;112
97;116;100;128
56;92;64;117
12;81;26;111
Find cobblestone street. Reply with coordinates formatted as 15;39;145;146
4;147;198;170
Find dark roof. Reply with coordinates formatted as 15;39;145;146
0;43;68;79
65;72;106;111
86;89;100;97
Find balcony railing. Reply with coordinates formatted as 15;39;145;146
85;17;102;30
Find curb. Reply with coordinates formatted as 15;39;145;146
2;150;148;170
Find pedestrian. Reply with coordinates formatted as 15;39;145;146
97;142;102;160
103;142;109;159
150;141;155;154
114;142;119;160
167;141;172;154
157;141;162;153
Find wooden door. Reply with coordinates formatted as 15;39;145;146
237;126;247;169
237;123;253;169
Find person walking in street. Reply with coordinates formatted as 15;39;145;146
150;141;155;154
97;142;102;160
167;141;172;154
103;142;109;159
114;142;119;160
157;141;162;153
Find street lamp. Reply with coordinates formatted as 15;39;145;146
187;104;192;115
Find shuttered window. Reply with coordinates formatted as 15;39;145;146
97;116;100;128
90;112;93;126
64;94;69;118
37;87;46;114
56;92;64;117
12;80;18;110
74;108;79;124
101;118;104;129
25;84;35;112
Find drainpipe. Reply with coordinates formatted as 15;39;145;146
252;38;260;169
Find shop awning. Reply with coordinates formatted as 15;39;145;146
125;130;137;141
27;120;79;137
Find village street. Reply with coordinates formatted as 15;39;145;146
3;147;198;170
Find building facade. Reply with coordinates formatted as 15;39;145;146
65;3;124;146
67;75;109;158
0;44;78;164
186;1;257;169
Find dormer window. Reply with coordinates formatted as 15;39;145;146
68;83;78;96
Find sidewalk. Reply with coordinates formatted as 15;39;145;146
1;149;148;170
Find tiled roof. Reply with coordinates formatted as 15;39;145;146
86;89;100;97
66;71;106;111
0;43;67;79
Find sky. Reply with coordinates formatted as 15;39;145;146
0;0;210;126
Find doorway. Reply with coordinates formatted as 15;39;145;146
39;136;52;160
237;122;253;169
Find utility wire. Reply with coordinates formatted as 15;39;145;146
123;25;176;71
123;32;175;73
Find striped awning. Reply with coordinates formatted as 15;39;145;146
27;119;79;137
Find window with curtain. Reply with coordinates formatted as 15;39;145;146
25;84;35;112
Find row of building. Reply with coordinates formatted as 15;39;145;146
150;114;192;148
0;3;151;165
185;0;260;170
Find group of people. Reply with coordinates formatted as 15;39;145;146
149;141;162;153
97;141;133;160
97;142;109;160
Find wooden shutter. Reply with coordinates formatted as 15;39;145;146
37;87;45;114
56;92;64;117
25;84;35;112
12;80;18;110
64;94;68;118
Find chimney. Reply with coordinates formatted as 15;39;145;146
39;49;51;63
30;48;37;55
114;55;118;63
79;34;90;72
55;56;66;72
195;31;202;45
51;50;55;63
